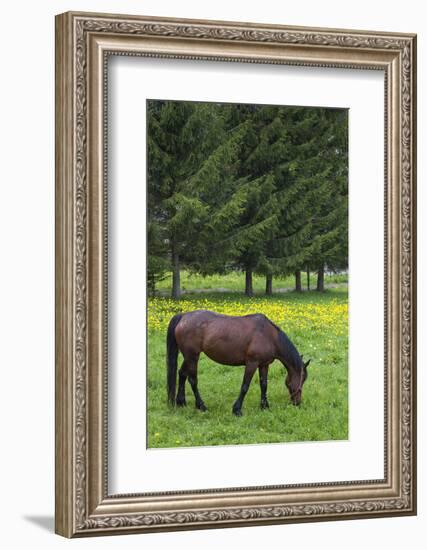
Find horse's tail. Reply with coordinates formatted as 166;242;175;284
166;313;183;405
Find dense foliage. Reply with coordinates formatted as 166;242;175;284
147;100;348;297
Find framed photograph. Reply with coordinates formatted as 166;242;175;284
55;11;417;537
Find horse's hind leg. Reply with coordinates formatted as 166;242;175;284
186;355;207;412
232;361;258;416
259;365;269;410
175;361;188;407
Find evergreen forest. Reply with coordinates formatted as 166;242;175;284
147;99;348;298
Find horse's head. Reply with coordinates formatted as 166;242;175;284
285;358;310;406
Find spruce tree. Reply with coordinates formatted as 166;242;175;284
181;103;280;294
147;100;348;298
259;106;348;293
302;108;348;291
147;100;225;298
243;105;321;293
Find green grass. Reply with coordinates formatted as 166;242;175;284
155;270;348;294
147;288;348;448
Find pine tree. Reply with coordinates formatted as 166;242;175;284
259;106;348;293
179;103;280;295
222;105;284;295
242;106;322;293
301;108;348;291
147;100;348;298
147;100;226;298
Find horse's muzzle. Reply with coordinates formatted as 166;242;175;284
291;391;302;406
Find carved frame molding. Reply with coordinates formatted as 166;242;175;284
55;11;416;537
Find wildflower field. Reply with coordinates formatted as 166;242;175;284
147;285;348;449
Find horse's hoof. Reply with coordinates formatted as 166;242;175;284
197;403;208;412
261;401;270;410
233;408;243;417
176;399;187;407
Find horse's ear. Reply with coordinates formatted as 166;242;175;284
304;359;311;368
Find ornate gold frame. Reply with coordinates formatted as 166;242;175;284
55;11;417;537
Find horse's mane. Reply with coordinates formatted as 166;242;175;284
267;318;302;371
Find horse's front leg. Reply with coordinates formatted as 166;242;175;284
232;361;258;416
259;365;269;410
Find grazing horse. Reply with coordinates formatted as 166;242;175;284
166;310;310;416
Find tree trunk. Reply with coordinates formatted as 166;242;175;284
295;270;302;292
171;245;181;299
306;267;310;291
245;268;253;297
316;264;325;292
265;273;273;295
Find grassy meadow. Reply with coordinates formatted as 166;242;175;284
147;274;348;449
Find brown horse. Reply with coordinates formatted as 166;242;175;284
166;310;310;416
